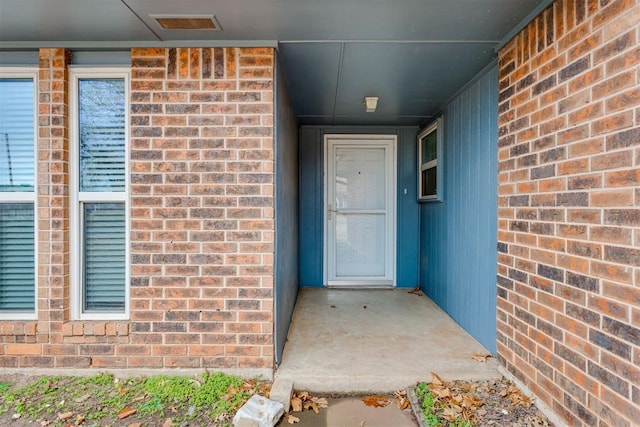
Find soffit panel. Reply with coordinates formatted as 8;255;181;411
126;0;540;41
334;42;496;118
0;0;157;42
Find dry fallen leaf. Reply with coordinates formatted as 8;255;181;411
430;387;451;399
291;396;303;412
397;397;410;410
471;353;491;363
408;286;423;295
57;412;74;421
298;391;310;400
303;400;319;414
311;397;329;408
394;390;410;410
127;423;141;427
442;405;462;421
40;421;51;427
362;395;390;408
162;418;173;427
117;407;137;420
507;387;532;408
431;372;444;386
75;415;85;425
287;414;300;424
461;394;481;409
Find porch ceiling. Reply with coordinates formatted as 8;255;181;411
0;0;548;126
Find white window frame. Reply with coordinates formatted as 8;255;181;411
417;116;444;202
69;67;130;320
0;68;39;320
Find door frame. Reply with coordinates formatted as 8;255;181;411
323;134;397;288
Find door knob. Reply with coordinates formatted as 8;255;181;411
328;204;338;220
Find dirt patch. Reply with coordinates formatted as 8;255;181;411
0;372;270;427
413;376;553;426
0;373;37;389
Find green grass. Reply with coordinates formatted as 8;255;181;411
415;382;472;427
0;372;261;426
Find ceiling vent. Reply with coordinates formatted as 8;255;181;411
153;15;221;30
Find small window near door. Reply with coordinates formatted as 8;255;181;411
418;117;443;202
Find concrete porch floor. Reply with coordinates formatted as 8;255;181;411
275;288;500;393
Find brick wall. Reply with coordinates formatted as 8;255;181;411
497;0;640;425
0;47;276;372
128;47;275;370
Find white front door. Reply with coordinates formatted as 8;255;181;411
324;135;396;287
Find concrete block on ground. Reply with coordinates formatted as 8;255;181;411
233;395;284;427
234;419;259;427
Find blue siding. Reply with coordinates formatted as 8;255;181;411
298;127;323;287
299;126;419;288
274;57;299;364
419;65;498;353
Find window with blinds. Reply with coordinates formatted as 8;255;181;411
72;71;128;318
418;117;444;202
0;78;34;193
83;203;125;311
79;79;126;192
0;75;36;317
0;204;35;311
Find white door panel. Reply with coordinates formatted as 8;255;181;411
324;135;396;287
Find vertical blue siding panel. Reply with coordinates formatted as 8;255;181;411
397;127;420;288
419;65;498;353
298;126;419;288
298;127;323;287
274;57;300;363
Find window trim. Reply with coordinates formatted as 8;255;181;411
417;116;444;202
69;67;130;320
0;68;38;320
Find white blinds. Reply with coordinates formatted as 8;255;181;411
0;79;34;192
0;77;35;314
83;203;125;311
0;204;35;310
78;79;125;192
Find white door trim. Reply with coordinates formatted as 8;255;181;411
323;134;397;288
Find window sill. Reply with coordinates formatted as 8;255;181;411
0;320;38;336
62;321;129;337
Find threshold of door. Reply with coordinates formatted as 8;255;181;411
326;280;394;288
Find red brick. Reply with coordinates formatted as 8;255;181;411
605;87;640;114
498;3;640;425
590;111;634;135
113;46;273;372
606;46;640;75
590;226;632;244
591;151;633;171
602;282;640;305
605;169;640;187
588;295;629;321
591;261;633;284
5;344;41;355
590;189;634;206
558;158;588;175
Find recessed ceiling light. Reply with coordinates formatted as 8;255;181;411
153;15;221;30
